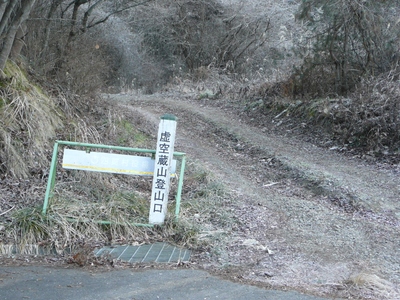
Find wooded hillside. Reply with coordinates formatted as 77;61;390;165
1;0;400;177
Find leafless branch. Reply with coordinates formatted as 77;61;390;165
0;205;15;216
87;0;154;29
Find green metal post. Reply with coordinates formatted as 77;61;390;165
42;142;59;215
64;218;154;228
175;154;187;220
42;140;186;226
56;140;157;154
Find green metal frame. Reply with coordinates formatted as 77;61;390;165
42;140;186;227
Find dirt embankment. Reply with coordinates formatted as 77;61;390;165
107;92;400;300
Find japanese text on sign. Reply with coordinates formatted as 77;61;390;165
149;117;177;224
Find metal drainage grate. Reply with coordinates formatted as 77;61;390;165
95;242;191;263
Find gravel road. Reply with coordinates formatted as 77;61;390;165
107;92;400;300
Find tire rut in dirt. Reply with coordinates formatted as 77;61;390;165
111;94;400;299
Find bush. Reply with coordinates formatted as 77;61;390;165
24;1;113;97
337;70;400;152
248;67;400;155
132;0;270;73
293;0;400;97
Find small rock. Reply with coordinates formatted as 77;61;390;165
242;239;259;246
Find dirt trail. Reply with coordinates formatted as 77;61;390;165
108;93;400;299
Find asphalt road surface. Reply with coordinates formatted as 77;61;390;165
0;266;339;300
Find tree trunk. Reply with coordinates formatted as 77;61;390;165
0;0;18;38
42;0;63;55
0;0;9;22
81;0;104;32
66;1;81;46
10;22;26;59
0;0;36;73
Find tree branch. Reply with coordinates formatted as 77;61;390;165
86;0;154;29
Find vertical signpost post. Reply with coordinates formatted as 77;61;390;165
149;114;177;225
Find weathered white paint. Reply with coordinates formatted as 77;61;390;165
62;149;176;176
149;117;177;225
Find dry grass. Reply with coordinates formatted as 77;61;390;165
0;155;237;257
0;61;63;177
346;272;400;300
241;66;400;157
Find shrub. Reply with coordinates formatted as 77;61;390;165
293;0;400;97
132;0;270;73
24;1;114;97
338;69;400;152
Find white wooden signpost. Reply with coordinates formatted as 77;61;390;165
149;114;177;225
42;114;184;226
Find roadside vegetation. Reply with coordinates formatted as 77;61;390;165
2;164;232;249
0;0;400;275
246;0;400;156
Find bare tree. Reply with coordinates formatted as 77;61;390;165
135;0;270;72
0;0;36;73
26;0;153;72
59;0;154;48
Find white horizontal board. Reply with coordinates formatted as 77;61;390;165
62;149;176;176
